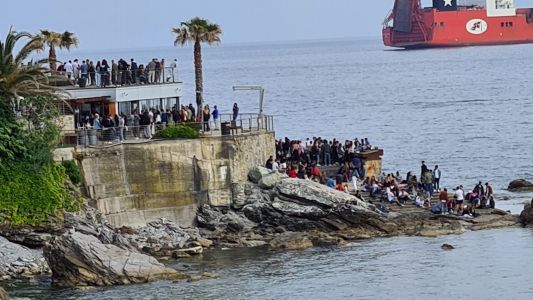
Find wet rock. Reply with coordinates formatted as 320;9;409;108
258;172;287;189
186;272;219;282
242;240;268;247
508;179;533;192
269;232;314;250
413;220;465;237
248;166;271;184
43;232;188;287
441;244;455;250
171;246;203;258
520;202;533;227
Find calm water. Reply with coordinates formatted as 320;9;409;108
7;39;533;299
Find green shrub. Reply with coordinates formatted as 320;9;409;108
156;125;200;139
61;160;81;185
0;162;82;225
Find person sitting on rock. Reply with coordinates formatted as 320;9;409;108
386;187;402;206
265;156;274;170
286;165;297;178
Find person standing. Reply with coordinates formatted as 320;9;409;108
147;59;156;83
212;105;219;130
439;188;449;214
80;60;88;85
420;160;428;180
454;186;465;215
232;103;239;122
433;165;441;192
170;58;178;81
202;105;211;132
118;113;125;142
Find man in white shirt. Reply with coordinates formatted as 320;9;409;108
271;159;279;172
454;185;464;215
387;188;402;206
64;60;74;79
170;59;178;82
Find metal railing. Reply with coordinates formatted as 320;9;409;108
64;113;274;148
49;67;179;88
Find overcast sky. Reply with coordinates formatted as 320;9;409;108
1;0;530;50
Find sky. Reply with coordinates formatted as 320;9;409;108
1;0;531;50
0;0;394;50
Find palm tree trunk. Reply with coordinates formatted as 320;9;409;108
194;39;203;119
49;46;57;73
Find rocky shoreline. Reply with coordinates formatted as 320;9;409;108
0;167;530;290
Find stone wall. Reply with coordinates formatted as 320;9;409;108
79;132;275;228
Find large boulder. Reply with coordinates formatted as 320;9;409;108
43;232;188;287
0;236;49;281
248;166;271;184
508;179;533;192
258;172;287;189
520;201;533;227
276;178;370;209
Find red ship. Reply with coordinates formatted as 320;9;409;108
383;0;533;48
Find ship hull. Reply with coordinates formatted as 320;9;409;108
384;8;533;49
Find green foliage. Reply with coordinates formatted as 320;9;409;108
0;95;80;225
0;162;81;225
156;125;200;139
61;160;81;185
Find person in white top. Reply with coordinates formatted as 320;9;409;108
386;187;402;206
64;60;74;78
454;185;465;215
271;159;279;172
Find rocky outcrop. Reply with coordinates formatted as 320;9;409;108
120;218;213;258
196;168;520;250
508;179;533;192
520;201;533;227
0;236;49;281
43;231;189;287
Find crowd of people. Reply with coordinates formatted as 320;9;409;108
79;102;241;142
265;142;496;217
56;58;179;87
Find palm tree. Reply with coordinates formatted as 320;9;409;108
172;18;222;114
36;30;79;72
0;28;64;112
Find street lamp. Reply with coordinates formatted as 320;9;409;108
232;85;265;116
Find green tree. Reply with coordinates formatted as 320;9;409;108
35;30;79;72
0;28;63;111
172;18;222;114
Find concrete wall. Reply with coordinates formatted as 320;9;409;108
79;132;275;228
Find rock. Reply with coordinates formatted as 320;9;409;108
258;172;287;189
508;179;533;192
43;232;188;287
269;232;314;250
0;287;9;300
197;205;257;233
248;166;271;184
195;237;213;248
441;244;455;250
272;197;328;220
171;246;203;258
276;179;366;209
186;272;219;282
242;240;268;247
0;236;48;280
124;218;195;256
520;202;533;226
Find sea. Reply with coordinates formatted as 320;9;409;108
5;38;533;299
